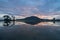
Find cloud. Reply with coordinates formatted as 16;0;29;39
0;0;60;16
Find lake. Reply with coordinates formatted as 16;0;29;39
0;21;60;40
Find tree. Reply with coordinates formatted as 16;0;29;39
12;15;15;21
53;18;55;23
3;15;11;21
53;18;55;21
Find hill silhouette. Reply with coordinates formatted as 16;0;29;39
16;16;41;25
23;16;41;25
16;16;60;25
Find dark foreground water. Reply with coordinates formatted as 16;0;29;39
0;21;60;40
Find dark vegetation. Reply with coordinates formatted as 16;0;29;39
1;15;60;25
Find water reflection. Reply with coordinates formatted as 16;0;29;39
0;21;60;40
3;21;11;26
0;21;59;27
23;21;40;25
3;21;15;27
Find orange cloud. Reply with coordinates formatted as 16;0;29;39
34;14;53;19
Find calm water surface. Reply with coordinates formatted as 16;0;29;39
0;21;60;40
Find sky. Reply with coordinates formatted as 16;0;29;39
0;0;60;19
